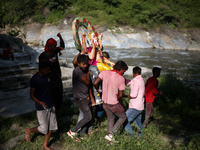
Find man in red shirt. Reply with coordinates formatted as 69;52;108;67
2;44;14;61
143;67;163;127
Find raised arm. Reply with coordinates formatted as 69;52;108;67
57;33;65;49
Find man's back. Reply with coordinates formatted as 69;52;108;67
99;70;125;105
145;76;158;103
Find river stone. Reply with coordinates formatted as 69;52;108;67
40;24;60;46
24;23;43;45
152;35;174;49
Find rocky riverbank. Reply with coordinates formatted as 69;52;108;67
1;16;200;51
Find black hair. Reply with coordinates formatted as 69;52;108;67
39;59;51;71
152;67;161;74
77;54;89;64
113;61;128;71
133;66;141;74
6;44;10;47
102;52;110;59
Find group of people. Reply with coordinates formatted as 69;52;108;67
25;32;163;149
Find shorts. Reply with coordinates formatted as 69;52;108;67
37;106;58;134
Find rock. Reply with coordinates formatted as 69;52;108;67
152;35;174;49
59;59;68;67
23;23;43;45
0;134;25;150
1;21;200;50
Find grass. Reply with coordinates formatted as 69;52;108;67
1;70;200;149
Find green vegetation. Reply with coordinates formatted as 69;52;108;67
0;0;200;29
0;70;200;149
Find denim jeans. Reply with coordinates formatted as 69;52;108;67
103;102;126;134
95;104;105;118
71;98;92;132
123;108;144;138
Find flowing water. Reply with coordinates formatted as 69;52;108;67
34;47;200;81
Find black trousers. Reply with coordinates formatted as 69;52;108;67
50;78;63;113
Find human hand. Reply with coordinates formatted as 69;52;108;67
99;33;103;39
110;62;115;67
57;33;62;38
159;91;163;95
82;33;86;39
96;89;102;94
40;102;47;108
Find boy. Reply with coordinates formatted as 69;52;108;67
94;61;128;142
143;67;163;127
123;66;145;138
25;60;58;150
67;54;92;141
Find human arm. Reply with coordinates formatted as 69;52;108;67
57;33;65;49
157;88;163;95
81;33;87;54
80;71;90;85
89;83;96;105
93;77;102;93
98;33;103;50
72;53;80;68
104;57;115;67
118;90;124;101
124;80;139;99
30;88;47;108
152;80;159;95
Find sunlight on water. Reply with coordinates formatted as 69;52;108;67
32;46;200;80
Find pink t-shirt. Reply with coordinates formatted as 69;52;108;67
98;70;125;105
127;75;145;110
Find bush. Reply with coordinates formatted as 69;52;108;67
154;68;200;129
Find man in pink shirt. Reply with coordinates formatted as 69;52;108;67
123;66;145;138
94;61;128;143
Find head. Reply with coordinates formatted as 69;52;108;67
113;61;128;75
6;44;10;47
132;66;142;78
102;52;110;59
77;54;89;71
152;67;161;78
39;60;51;75
45;38;57;53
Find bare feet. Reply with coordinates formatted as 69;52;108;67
25;129;31;142
42;145;55;150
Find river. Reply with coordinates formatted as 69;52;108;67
34;47;200;81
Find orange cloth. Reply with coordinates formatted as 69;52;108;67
44;38;57;52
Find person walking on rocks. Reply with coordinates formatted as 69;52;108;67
39;33;65;113
93;61;128;143
25;60;57;150
123;66;145;138
143;67;163;127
